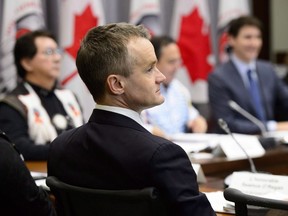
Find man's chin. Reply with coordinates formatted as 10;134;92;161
157;96;165;105
151;98;165;108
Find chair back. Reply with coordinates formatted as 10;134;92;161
46;176;168;216
224;187;288;216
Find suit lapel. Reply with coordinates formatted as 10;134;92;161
227;61;259;116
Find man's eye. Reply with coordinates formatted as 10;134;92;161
147;67;153;72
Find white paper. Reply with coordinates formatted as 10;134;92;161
35;179;50;191
171;133;219;143
264;130;288;144
31;171;47;179
172;133;220;153
205;191;235;214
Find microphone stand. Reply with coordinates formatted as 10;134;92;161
218;118;257;173
228;100;267;137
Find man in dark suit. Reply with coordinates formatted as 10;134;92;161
208;16;288;134
48;23;215;216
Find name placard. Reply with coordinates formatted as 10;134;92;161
229;172;288;200
216;134;265;159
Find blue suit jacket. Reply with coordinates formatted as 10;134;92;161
48;109;215;216
208;60;288;134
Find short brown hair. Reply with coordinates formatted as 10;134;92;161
76;23;150;102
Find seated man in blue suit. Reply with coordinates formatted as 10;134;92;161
208;16;288;134
48;23;215;216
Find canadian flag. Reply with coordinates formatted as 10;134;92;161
171;0;213;103
129;0;161;36
0;0;44;95
59;0;105;121
218;0;250;63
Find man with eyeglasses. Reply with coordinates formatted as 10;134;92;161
0;30;84;161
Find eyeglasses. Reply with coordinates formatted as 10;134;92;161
41;48;62;56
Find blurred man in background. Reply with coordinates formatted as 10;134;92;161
0;30;83;160
209;16;288;134
143;35;207;137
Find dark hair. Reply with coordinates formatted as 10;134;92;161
13;30;57;79
150;36;176;60
76;23;150;102
227;16;263;37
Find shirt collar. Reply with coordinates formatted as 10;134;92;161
231;53;256;74
95;104;144;126
231;54;257;87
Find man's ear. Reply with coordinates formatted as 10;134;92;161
20;58;33;72
107;74;125;95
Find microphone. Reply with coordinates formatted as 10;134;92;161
228;100;267;136
218;118;257;173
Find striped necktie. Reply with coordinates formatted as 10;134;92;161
247;69;266;121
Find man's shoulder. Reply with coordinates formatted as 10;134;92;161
138;133;184;153
52;125;82;141
256;59;275;71
208;61;232;84
213;61;234;74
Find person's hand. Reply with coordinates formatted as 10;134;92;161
151;126;169;139
276;121;288;131
187;116;207;133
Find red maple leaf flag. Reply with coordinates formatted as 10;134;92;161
59;0;105;121
218;0;250;63
171;0;213;103
129;0;161;36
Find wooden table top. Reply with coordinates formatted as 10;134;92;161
191;145;288;178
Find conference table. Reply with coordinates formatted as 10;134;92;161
26;145;288;216
191;145;288;178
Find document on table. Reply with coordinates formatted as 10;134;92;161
171;133;220;154
171;133;266;161
31;171;47;180
264;130;288;143
204;191;235;214
35;179;50;191
31;171;49;190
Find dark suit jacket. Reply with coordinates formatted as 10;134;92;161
0;131;55;216
208;60;288;134
48;109;215;216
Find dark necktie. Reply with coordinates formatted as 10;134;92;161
247;69;266;121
